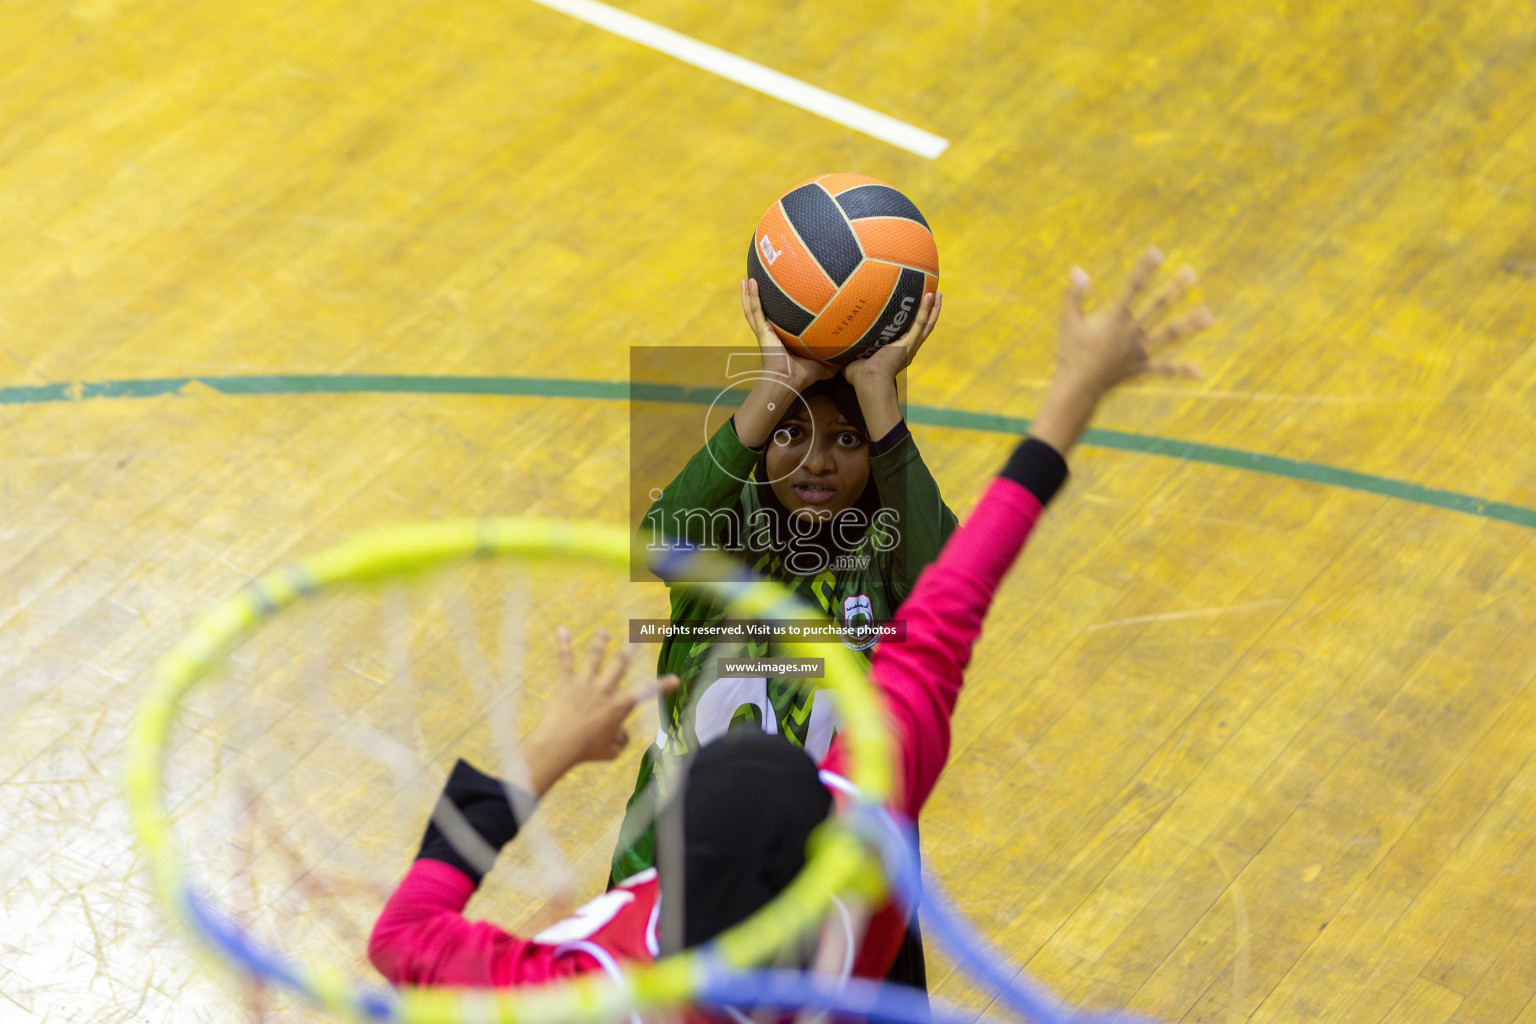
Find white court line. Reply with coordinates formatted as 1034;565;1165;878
528;0;950;159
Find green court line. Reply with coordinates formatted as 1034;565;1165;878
4;373;1532;530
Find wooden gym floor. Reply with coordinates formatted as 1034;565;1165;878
3;0;1535;1021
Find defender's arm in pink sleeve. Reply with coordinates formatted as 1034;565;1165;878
825;437;1069;818
369;759;563;986
369;859;560;987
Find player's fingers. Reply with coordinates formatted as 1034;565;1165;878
1063;267;1089;323
894;292;938;361
1116;246;1165;311
1146;359;1204;380
1147;307;1214;351
556;626;574;679
748;278;778;333
598;642;637;692
914;291;941;345
744;278;771;330
1137;266;1197;326
903;290;934;337
583;629;610;680
621;673;677;710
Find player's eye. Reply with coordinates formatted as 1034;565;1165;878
773;424;805;446
835;431;865;448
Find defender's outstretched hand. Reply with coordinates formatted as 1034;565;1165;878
521;628;679;797
1031;247;1213;456
1058;247;1209;392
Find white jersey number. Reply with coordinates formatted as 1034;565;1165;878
693;677;840;761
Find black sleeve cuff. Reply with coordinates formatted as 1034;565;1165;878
1001;437;1069;505
729;415;768;453
869;420;911;458
415;759;530;886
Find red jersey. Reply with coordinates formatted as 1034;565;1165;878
370;473;1049;989
370;862;662;987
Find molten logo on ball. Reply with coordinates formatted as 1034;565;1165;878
877;295;916;345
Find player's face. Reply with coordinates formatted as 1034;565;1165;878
765;395;870;523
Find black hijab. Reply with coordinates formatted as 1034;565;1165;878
660;728;834;950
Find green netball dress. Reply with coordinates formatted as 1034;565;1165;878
612;413;956;884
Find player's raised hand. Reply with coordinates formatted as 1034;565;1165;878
521;627;679;796
842;290;942;389
742;278;837;391
1030;246;1212;457
1056;247;1211;396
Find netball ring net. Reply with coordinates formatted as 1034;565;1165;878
125;518;1139;1024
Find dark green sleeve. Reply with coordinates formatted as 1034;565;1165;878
616;421;760;884
638;417;761;548
868;424;958;603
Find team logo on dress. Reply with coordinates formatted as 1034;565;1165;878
841;593;878;651
759;234;782;265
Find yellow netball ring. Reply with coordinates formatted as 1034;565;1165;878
125;518;897;1024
